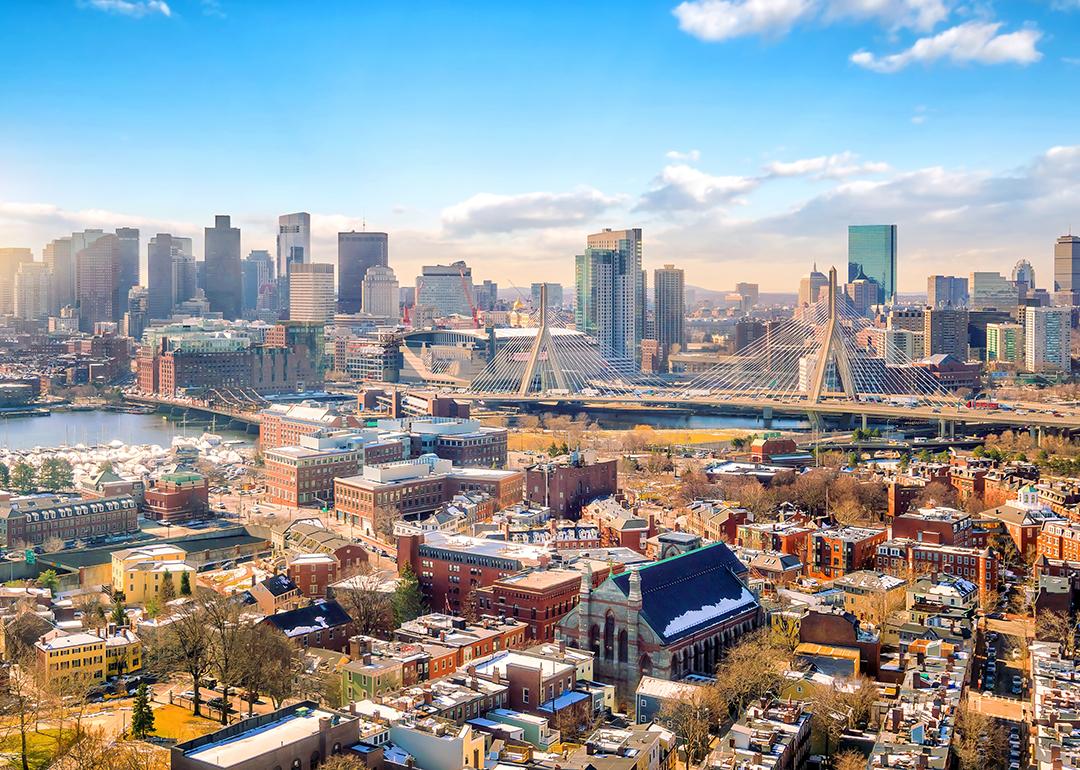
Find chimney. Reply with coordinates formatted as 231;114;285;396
559;639;566;653
319;716;331;733
423;691;433;705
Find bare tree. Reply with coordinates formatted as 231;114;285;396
953;705;1006;770
334;567;395;639
150;601;212;717
660;695;716;767
1036;609;1077;656
238;623;300;713
834;750;868;770
203;596;246;724
710;629;794;718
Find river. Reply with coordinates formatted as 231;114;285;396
0;410;254;451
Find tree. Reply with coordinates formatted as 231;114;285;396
3;611;54;661
110;595;128;626
36;568;60;592
98;460;114;474
204;596;246;724
180;570;192;596
335;569;395;639
393;564;425;625
238;624;299;712
43;535;65;553
131;683;155;738
37;457;74;491
144;597;162;619
1036;609;1077;657
160;569;177;603
710;629;794;719
660;695;716;766
1;650;43;770
149;601;212;716
319;756;366;770
834;750;868;770
10;462;35;494
0;461;9;488
912;481;959;510
953;706;1006;770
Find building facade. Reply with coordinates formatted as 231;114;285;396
289;262;335;324
338;231;388;314
203;215;242;320
848;224;897;304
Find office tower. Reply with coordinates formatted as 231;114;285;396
1025;306;1071;373
798;265;828;307
337;231;388;314
114;227;140;314
968;271;1018;310
0;248;33;315
883;328;925;364
1012;259;1036;291
76;234;119;332
361;265;400;319
575;228;642;361
289;262;335;323
638;268;648;347
277;212;311;314
14;261;50;320
416;261;475;317
43;237;73;312
844;276;875;316
734;318;765;351
734;282;759;307
927;275;968;308
531;283;564;310
1054;235;1080;294
654;264;685;364
242;249;274;314
887;307;924;332
986;322;1023;364
203;215;242;320
924;306;969;360
475;280;498;312
124;286;149;340
848;224;897;304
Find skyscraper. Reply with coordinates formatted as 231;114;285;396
654;264;685;366
968;271;1018;310
43;237;73;312
14;261;50;320
337;231;388;314
1025;306;1071;373
416;262;475;317
204;215;242;320
147;234;178;320
0;248;33;316
124;286;149;340
115;227;140;315
277;212;311;315
923;306;969;360
1012;259;1036;290
848;224;897;304
242;249;274;315
362;265;400;319
798;266;828;307
927;275;968;308
576;228;642;362
76;234;120;332
530;283;564;310
289;262;335;323
986;322;1023;363
1054;235;1080;295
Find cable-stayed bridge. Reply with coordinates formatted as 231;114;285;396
455;273;1080;432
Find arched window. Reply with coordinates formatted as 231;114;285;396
588;624;600;656
639;653;652;677
618;629;628;663
603;612;615;661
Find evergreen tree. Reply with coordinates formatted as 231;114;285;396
0;461;9;489
36;569;59;593
10;462;35;494
37;457;74;492
110;597;127;626
160;569;177;603
393;564;425;625
180;570;192;596
131;683;155;738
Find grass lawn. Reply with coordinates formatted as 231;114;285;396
0;728;73;769
508;426;750;452
150;704;220;743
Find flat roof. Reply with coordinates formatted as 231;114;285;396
184;708;340;767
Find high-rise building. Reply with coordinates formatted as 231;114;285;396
734;282;759;307
43;237;74;312
173;253;197;307
277;212;311;315
115;227;140;316
844;277;875;316
1025;306;1071;373
147;234;183;320
1054;235;1080;295
289;262;335;324
986;322;1023;364
242;249;274;314
968;271;1018;310
923;306;969;360
575;228;642;361
848;224;897;304
531;283;564;310
927;275;968;308
361;265;399;319
416;262;475;317
798;266;828;307
475;280;498;312
337;231;387;314
654;264;685;364
204;215;242;320
75;234;120;332
0;248;33;315
1012;259;1036;291
14;261;50;320
124;286;149;340
883;328;925;364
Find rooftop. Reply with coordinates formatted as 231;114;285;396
180;705;345;767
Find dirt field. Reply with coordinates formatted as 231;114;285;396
507;426;755;452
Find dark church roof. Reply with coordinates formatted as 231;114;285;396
610;542;758;645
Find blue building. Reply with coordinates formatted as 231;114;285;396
848;224;898;304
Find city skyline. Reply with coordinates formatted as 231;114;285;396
1;1;1079;291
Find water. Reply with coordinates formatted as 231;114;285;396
0;410;253;451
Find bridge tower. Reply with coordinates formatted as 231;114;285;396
518;283;568;396
808;266;857;404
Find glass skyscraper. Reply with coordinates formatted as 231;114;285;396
848;224;897;304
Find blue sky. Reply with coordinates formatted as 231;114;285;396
1;0;1078;291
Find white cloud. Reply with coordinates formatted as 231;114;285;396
673;0;815;41
823;0;950;32
201;0;225;18
637;164;760;210
764;151;890;179
851;21;1042;72
441;187;624;236
82;0;172;18
666;149;702;162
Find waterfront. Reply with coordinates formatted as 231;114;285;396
0;410;253;451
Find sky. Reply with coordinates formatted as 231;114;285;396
1;0;1079;293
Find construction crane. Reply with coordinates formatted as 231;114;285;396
404;277;422;327
459;265;480;328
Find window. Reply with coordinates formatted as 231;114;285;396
522;687;529;703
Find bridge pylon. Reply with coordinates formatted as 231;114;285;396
517;283;568;396
808;266;858;404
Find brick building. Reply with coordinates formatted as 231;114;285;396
261;600;353;652
265;434;363;507
805;527;888;580
275;520;369;578
525;454;618;518
890;506;978;546
288;553;340;599
393;614;529;668
581;497;656;553
0;492;138;547
473;569;582;642
875;539;1000;596
142;472;209;524
259;402;363;449
736;520;814;557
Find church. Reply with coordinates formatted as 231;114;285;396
556;539;763;696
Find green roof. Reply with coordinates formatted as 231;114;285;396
160;472;205;483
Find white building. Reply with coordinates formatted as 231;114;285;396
416;261;474;317
289;262;335;324
14;261;51;320
362;265;400;319
1025;306;1071;373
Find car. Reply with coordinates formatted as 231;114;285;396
180;690;196;700
989;611;1005;619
